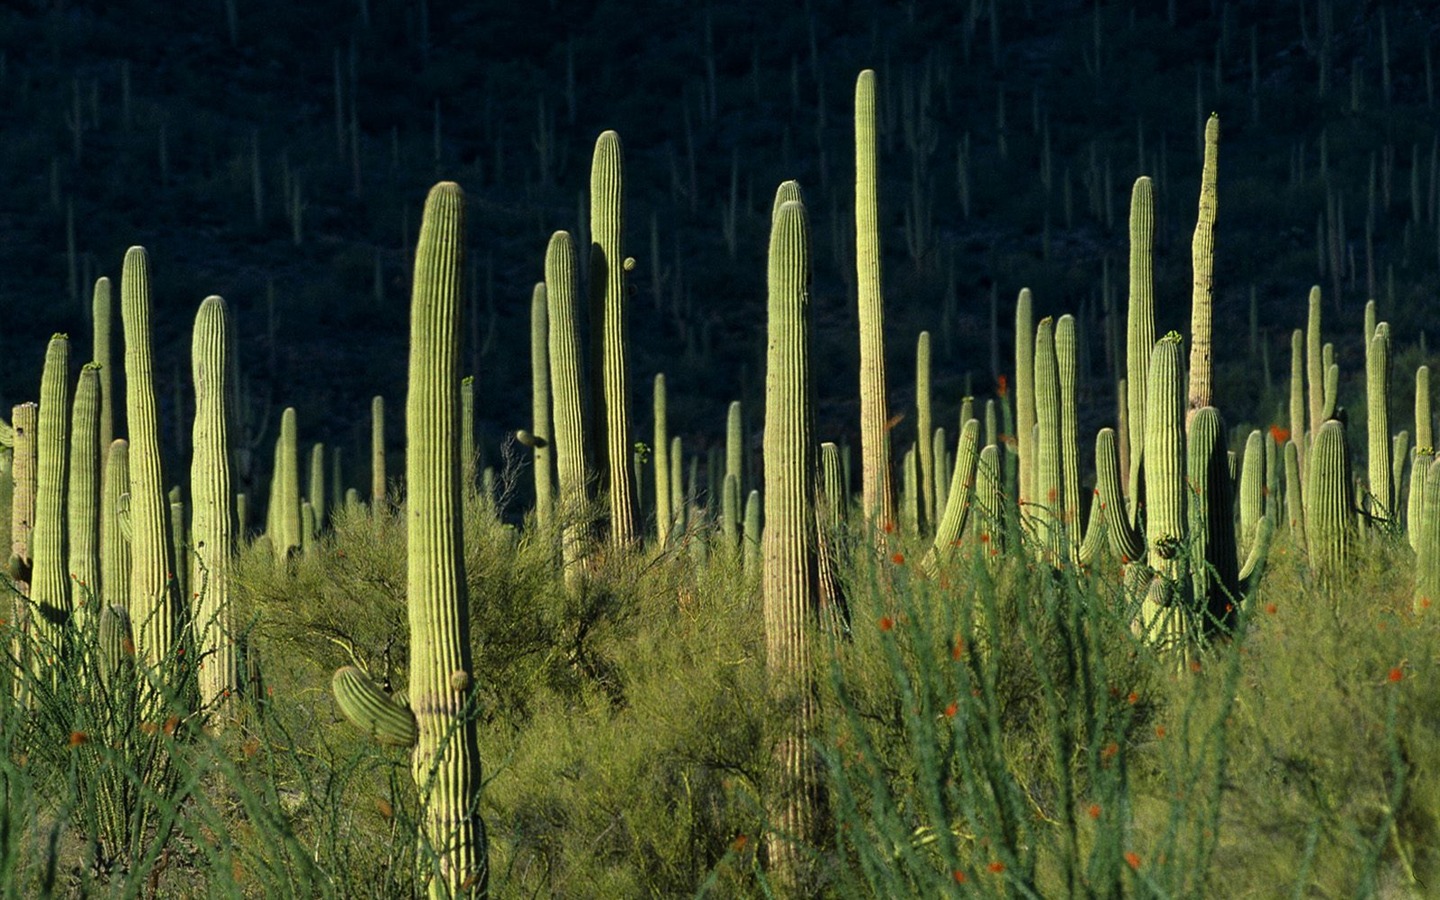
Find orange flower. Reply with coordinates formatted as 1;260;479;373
731;833;748;852
997;375;1009;397
68;731;88;747
1188;659;1202;673
952;870;967;884
163;716;180;736
1125;851;1141;870
1155;726;1167;739
1265;602;1277;615
944;701;958;718
952;637;965;660
987;860;1005;873
891;552;905;565
1127;691;1139;705
1388;666;1404;683
1101;741;1119;761
1087;803;1101;820
376;799;394;819
1269;425;1291;444
879;616;894;632
883;520;897;534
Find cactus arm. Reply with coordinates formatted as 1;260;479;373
923;418;981;572
332;666;418;748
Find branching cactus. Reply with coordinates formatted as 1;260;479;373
588;131;637;548
191;296;237;712
68;364;101;628
854;69;894;531
121;247;178;670
763;190;824;891
333;182;487;897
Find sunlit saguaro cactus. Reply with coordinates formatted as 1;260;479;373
121;247;178;669
1186;114;1219;424
854;69;894;531
68;364;101;629
191;296;237;711
31;335;72;644
546;230;592;584
530;283;554;531
763;189;823;892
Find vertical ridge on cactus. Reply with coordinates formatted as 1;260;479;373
404;181;487;896
191;295;236;712
854;69;894;531
121;247;177;669
763;191;822;892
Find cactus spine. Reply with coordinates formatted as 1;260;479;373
68;364;101;626
191;296;236;711
763;191;822;890
530;283;554;531
1187;114;1219;423
854;69;894;531
588;130;637;548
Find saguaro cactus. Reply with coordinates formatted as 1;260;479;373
1187;114;1219;423
121;247;177;669
589;131;637;548
653;374;671;545
763;189;823;891
32;335;72;640
333;183;487;896
191;296;237;711
1306;418;1354;581
530;284;554;531
100;440;131;615
92;277;115;467
546;230;592;581
916;331;935;532
854;69;894;530
68;364;101;627
1126;178;1156;516
371;395;387;509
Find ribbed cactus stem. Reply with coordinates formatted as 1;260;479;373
1409;449;1433;551
333;666;418;748
1056;315;1081;554
819;441;846;534
974;444;1007;556
763;193;822;890
531;284;554;531
404;181;487;895
900;445;919;535
855;69;894;531
726;400;744;523
100;440;131;614
371;395;386;509
1032;317;1063;560
92;277;115;470
1305;419;1354;582
669;435;684;536
68;365;101;626
273;408;301;558
1238;430;1265;552
932;426;949;517
121;247;177;669
1126;177;1155;519
1416;459;1440;613
1306;287;1324;443
743;489;761;575
97;603;133;688
652;374;670;545
721;472;740;552
1015;288;1037;513
1096;428;1145;563
589;130;637;548
191;296;236;711
1187;407;1239;631
924;418;981;571
308;442;326;533
916;331;934;532
32;335;72;639
460;377;476;491
1141;333;1188;641
546;230;591;583
1289;329;1306;476
1366;322;1393;521
1186;114;1219;423
1416;365;1432;451
1283;439;1305;541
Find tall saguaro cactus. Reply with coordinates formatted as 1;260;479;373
191;296;237;711
653;374;671;545
68;364;102;627
854;69;894;531
92;277;116;466
1126;178;1155;515
546;230;592;581
589;130;637;547
121;247;177;669
371;395;387;509
530;283;554;531
763;188;823;891
1186;113;1219;424
31;335;72;640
